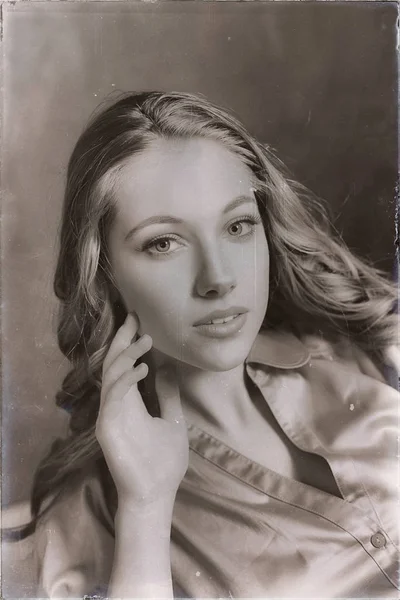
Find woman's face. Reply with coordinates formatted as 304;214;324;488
107;136;269;372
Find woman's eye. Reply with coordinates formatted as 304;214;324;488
143;236;182;256
227;217;260;238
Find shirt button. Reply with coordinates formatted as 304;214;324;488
370;532;387;548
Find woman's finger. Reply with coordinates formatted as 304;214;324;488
102;312;139;375
102;334;153;399
98;364;150;424
155;366;184;425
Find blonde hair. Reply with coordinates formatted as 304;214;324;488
22;91;397;534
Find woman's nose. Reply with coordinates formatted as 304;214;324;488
194;247;237;298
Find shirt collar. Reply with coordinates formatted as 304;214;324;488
246;328;311;369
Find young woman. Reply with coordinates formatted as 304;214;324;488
25;91;399;598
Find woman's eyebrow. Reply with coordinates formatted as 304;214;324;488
222;195;256;214
124;195;256;242
124;216;183;242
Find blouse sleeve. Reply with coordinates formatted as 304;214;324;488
34;465;115;598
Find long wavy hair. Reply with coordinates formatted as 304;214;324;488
8;91;398;540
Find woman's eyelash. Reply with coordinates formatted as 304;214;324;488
141;233;181;253
230;214;262;227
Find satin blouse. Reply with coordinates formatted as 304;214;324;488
34;331;400;598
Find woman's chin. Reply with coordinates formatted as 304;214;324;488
202;357;247;372
182;339;254;372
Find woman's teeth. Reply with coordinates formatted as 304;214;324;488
207;314;239;325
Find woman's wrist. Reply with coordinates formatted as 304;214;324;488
109;495;176;598
115;494;176;536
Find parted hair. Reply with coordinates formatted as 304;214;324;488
11;91;398;539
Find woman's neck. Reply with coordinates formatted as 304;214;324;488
145;348;256;436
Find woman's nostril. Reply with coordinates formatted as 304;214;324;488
195;261;237;298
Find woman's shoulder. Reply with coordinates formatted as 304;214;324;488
36;460;116;548
35;460;115;598
300;332;398;385
37;460;113;530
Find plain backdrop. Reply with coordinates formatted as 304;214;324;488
2;1;398;511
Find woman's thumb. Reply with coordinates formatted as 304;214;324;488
155;366;184;424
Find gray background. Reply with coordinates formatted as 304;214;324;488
2;1;398;510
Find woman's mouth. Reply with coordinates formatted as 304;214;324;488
193;313;247;338
205;314;239;325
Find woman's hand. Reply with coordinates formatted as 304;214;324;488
96;313;189;507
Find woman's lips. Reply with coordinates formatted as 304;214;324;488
193;307;249;326
193;313;247;338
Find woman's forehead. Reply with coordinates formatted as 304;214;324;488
112;137;257;222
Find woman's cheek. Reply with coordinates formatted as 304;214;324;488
122;272;189;343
